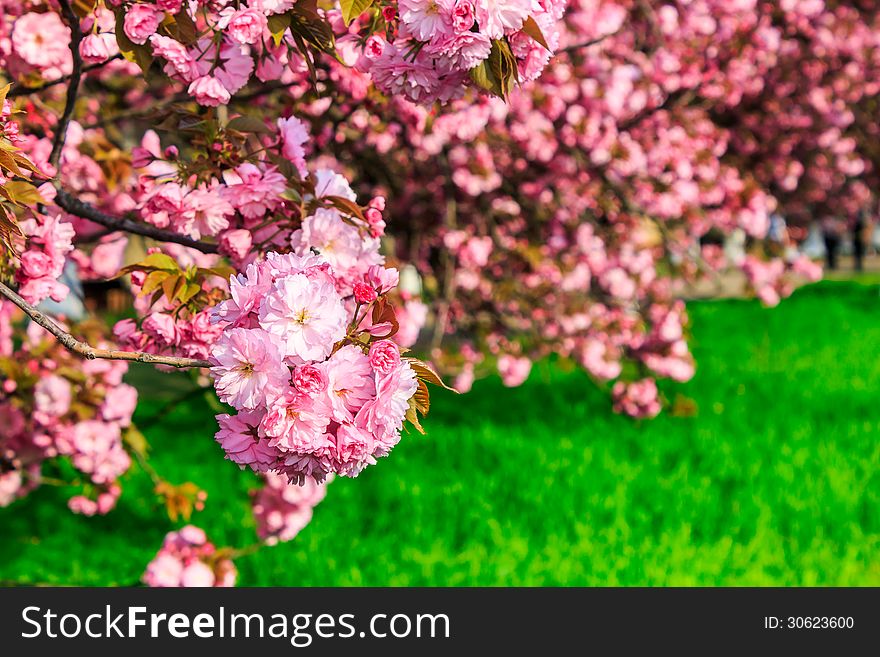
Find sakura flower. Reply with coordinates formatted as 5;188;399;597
260;391;330;451
369;340;402;376
210;328;290;409
497;354;532;387
215;410;277;470
277;116;310;178
188;76;232;107
181;186;234;239
221;163;287;219
258;273;348;363
322;345;376;422
217;7;269;45
251;472;329;544
123;4;164;45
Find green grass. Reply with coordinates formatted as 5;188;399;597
2;280;880;586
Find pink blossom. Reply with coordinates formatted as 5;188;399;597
354;361;418;455
181;186;234;239
211;328;290;409
399;0;454;41
251;472;329;544
34;375;72;418
156;0;183;11
215;410;277;469
354;281;378;304
322;345;376;422
11;13;72;74
293;364;327;396
612;379;662;419
151;35;200;83
260;391;330;450
70;421;130;485
258;273;348;363
188;76;232;107
218;7;269;45
475;0;537;38
497;354;532;387
290;209;367;273
142;312;181;347
220;163;286;219
211;262;272;328
100;384;139;427
369;340;401;376
219;229;254;262
19;251;54;279
123;4;164;46
277;116;310;178
80;33;117;65
143;526;236;588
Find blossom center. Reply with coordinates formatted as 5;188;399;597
293;308;311;325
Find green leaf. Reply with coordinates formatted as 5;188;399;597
267;12;291;46
324;195;366;222
340;0;374;26
117;252;181;278
196;265;236;281
290;4;336;54
404;395;426;434
226;115;272;134
162;273;184;302
123;425;150;458
407;359;459;392
521;16;550;50
0;83;9;108
178;281;202;304
280;187;302;203
2;180;45;206
487;38;518;98
141;270;172;297
171;10;199;45
138;252;181;272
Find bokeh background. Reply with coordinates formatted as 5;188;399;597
2;274;879;586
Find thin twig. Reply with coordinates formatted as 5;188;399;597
54;187;219;254
49;0;84;171
560;31;619;55
7;54;124;98
0;280;212;369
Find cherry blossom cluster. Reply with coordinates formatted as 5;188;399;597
112;114;393;365
612;379;661;420
251;472;330;544
143;525;237;587
0;96;22;153
13;209;75;306
0;305;137;514
211;251;419;484
348;0;568;104
285;0;880;416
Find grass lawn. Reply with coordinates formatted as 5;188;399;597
2;280;879;586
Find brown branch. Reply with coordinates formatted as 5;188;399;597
53;187;219;254
7;54;124;98
560;30;620;55
49;0;84;171
0;280;212;369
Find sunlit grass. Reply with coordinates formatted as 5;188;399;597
2;280;879;586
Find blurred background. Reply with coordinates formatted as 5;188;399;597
2;269;878;586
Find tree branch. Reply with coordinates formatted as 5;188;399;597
560;31;619;55
7;54;124;98
49;0;84;171
53;187;219;253
0;280;212;369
